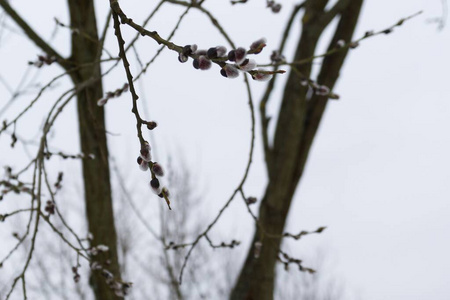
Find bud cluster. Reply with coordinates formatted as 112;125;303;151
44;200;55;215
177;38;277;82
97;83;129;106
72;266;81;283
28;54;57;68
0;169;32;201
135;141;172;209
300;77;339;99
279;250;315;273
267;0;282;13
89;259;132;297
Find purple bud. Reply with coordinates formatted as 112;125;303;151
182;44;197;56
140;147;152;162
178;53;188;63
216;46;227;57
146;121;157;130
228;50;236;61
152;163;164;176
221;64;240;78
207;46;227;59
193;58;200;69
139;159;148;171
45;200;55;215
193;56;211;70
271;3;281;13
252;69;272;82
246;197;257;205
238;59;257;71
207;47;218;59
190;44;198;53
234;47;247;64
250;38;267;54
150;178;160;190
197;56;211;70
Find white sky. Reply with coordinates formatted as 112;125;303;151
1;0;449;299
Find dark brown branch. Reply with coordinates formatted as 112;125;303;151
111;10;146;147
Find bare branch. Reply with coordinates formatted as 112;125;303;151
0;0;70;70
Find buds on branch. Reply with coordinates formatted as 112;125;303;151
177;38;284;81
97;83;129;106
28;54;56;68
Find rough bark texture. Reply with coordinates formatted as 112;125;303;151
231;1;363;299
68;1;121;299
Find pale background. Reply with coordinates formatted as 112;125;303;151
0;0;449;299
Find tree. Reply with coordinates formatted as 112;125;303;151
0;0;422;299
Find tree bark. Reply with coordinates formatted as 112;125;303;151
231;1;363;299
68;1;121;299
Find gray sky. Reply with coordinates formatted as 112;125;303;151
1;0;449;299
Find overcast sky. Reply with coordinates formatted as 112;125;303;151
1;0;449;299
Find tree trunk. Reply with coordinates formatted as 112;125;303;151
68;1;121;299
231;1;363;299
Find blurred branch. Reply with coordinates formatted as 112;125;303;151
264;11;423;68
0;0;70;70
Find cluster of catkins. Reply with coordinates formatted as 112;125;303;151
136;142;170;202
177;38;273;82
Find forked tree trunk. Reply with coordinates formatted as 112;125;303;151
68;1;121;299
231;1;363;299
